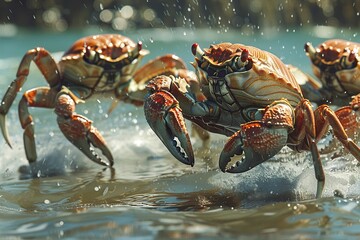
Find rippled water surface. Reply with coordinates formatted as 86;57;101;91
0;28;360;239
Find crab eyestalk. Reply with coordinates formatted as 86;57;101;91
340;50;357;69
83;46;100;64
191;43;204;60
233;49;252;70
304;42;318;62
128;41;143;59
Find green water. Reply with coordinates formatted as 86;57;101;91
0;27;360;239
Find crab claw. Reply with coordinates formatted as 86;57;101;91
72;124;114;167
219;122;288;173
144;90;194;166
57;114;114;167
55;92;113;167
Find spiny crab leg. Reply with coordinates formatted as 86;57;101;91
55;90;114;167
144;90;194;166
0;47;61;148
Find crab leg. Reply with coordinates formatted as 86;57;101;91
333;93;360;141
133;54;188;85
0;48;61;147
55;88;114;167
298;99;324;198
314;104;360;161
18;87;58;163
109;54;195;112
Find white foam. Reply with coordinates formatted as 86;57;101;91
208;149;360;200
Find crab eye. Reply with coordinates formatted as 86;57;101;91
340;51;357;69
84;47;100;64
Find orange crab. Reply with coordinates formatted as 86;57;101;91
303;39;360;106
292;39;360;139
0;34;195;167
144;42;360;197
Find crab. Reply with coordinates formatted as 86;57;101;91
292;39;360;141
144;42;360;198
302;39;360;106
0;34;196;167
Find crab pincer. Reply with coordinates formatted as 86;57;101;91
219;121;288;173
55;93;113;167
144;89;194;166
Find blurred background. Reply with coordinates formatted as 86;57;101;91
1;0;359;35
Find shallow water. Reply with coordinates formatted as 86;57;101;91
0;28;360;239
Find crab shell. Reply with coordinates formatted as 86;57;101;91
305;39;360;95
194;43;303;109
58;34;149;92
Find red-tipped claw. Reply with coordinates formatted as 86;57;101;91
144;90;194;166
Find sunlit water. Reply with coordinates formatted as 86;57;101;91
0;28;360;239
